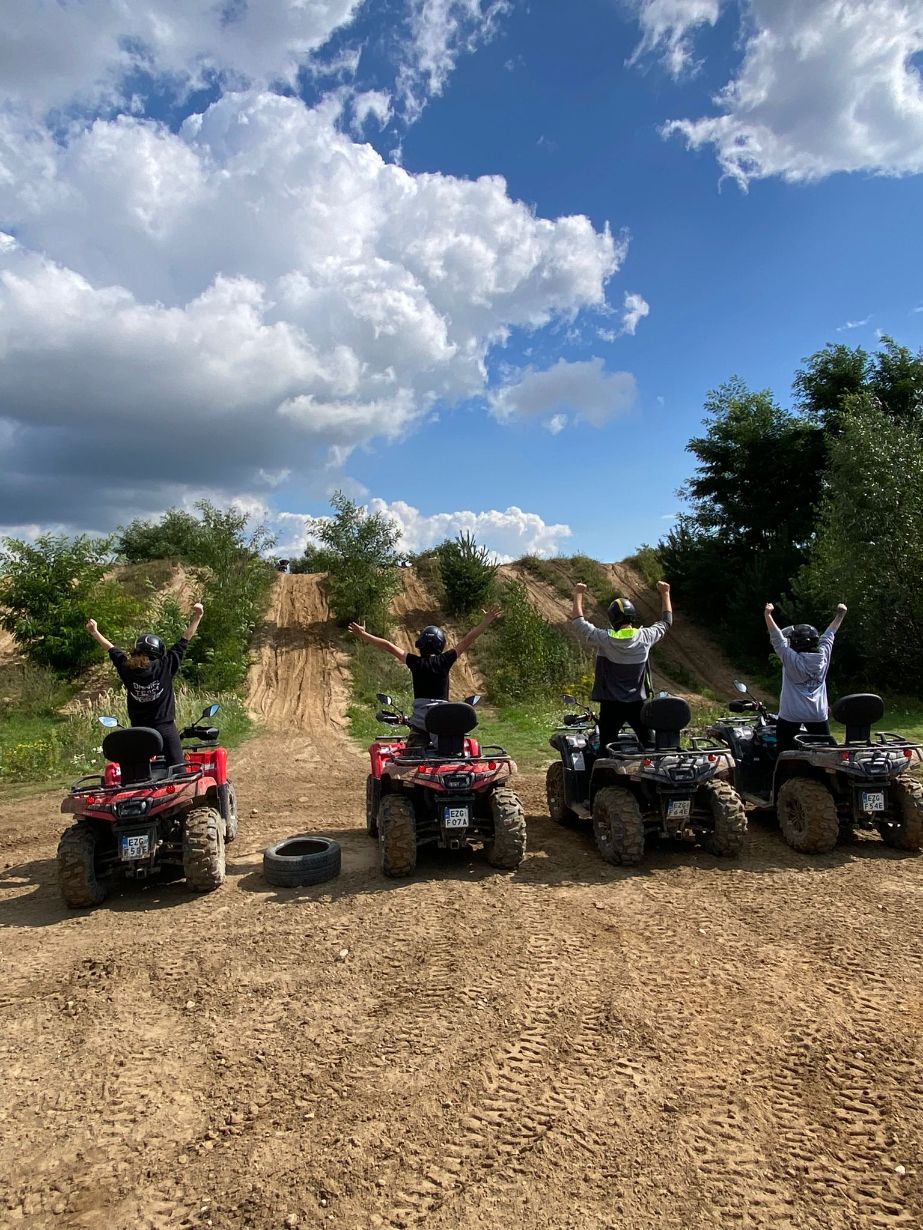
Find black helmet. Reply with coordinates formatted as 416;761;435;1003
788;624;820;652
133;633;165;660
415;625;446;654
607;597;637;628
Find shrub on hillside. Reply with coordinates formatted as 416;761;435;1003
117;509;205;563
478;579;587;704
436;533;497;616
0;534;143;678
624;544;664;587
304;493;402;635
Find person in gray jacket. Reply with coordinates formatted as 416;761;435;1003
571;580;673;752
764;601;847;752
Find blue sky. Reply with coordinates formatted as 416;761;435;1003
1;1;922;562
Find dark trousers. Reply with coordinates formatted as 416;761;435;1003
148;722;184;769
776;718;830;754
598;700;649;754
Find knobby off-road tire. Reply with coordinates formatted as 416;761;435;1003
225;783;239;844
776;778;839;854
546;761;576;826
57;824;109;909
263;836;341;886
379;793;417;878
484;787;527;870
183;806;226;892
878;778;923;851
366;774;380;838
700;778;747;857
592;786;645;866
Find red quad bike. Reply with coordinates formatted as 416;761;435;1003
57;704;238;909
365;693;526;877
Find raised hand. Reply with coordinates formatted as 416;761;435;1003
765;602;775;614
656;580;670;594
347;622;367;638
575;583;588;594
482;605;502;624
85;618;97;634
192;602;204;616
836;603;848;613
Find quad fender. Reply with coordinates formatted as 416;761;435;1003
588;761;634;803
772;759;831;799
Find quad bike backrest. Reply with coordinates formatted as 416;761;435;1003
101;727;164;785
831;693;884;745
424;702;479;756
640;696;691;752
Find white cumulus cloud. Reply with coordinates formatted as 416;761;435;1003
657;0;923;185
629;0;722;77
489;357;638;431
621;291;650;335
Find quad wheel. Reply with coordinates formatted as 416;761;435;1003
366;774;381;838
58;823;110;909
775;778;839;854
484;787;527;870
545;761;576;826
700;779;747;857
878;778;923;851
379;793;417;878
592;786;645;866
183;806;226;892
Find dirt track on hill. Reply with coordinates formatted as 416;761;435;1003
2;730;923;1229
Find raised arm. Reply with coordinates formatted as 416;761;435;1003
348;622;407;663
827;602;847;634
455;606;501;657
571;583;588;621
656;580;672;617
85;618;115;653
183;602;204;642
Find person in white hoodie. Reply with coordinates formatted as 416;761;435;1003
764;601;848;752
571;581;673;752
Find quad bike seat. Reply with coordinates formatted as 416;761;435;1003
640;696;691;752
102;727;164;786
424;702;479;757
832;693;884;745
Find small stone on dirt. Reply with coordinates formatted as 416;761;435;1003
337;948;349;961
895;1164;907;1176
284;1216;299;1228
184;1001;196;1011
250;809;259;816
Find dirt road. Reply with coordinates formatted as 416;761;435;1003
2;726;923;1229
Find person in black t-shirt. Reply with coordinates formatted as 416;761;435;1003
348;607;501;748
85;603;204;769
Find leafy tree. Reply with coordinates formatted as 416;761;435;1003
796;394;923;690
117;509;204;563
305;493;402;634
870;336;923;422
436;532;497;616
0;534;142;677
793;342;870;431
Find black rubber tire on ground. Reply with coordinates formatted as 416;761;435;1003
484;787;527;870
262;835;342;887
546;761;576;826
700;778;747;857
225;782;239;844
592;786;645;866
366;774;380;838
775;778;839;854
183;805;226;892
878;778;923;851
57;823;110;909
379;793;417;877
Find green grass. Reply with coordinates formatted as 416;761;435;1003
0;685;254;791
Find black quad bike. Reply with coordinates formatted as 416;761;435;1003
57;705;238;908
366;694;526;877
708;682;923;854
547;693;747;865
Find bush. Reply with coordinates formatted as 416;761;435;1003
625;543;664;587
0;534;143;678
477;579;587;705
436;532;497;617
305;493;402;635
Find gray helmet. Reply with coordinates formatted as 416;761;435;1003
415;625;446;655
133;633;165;660
788;624;820;652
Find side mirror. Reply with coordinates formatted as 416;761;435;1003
464;694;481;707
733;680;748;693
202;703;220;718
98;716;119;728
377;693;393;706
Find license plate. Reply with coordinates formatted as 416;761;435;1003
443;806;469;828
666;799;691;819
861;791;886;813
120;834;150;860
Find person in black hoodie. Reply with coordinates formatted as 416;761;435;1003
85;603;204;770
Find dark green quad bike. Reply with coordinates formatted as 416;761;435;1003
708;683;923;854
549;693;747;866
